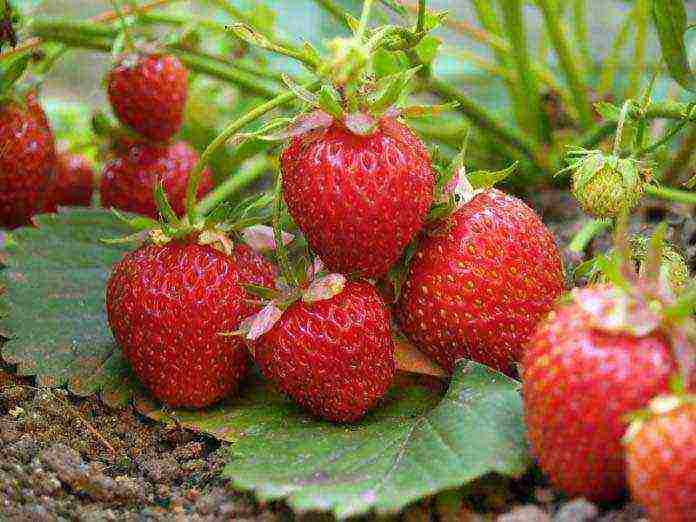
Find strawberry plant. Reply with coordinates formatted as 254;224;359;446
0;0;694;519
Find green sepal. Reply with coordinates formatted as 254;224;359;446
243;284;280;301
110;208;159;232
153;181;181;226
369;65;421;115
0;53;30;96
400;101;459;118
469;161;519;190
316;85;345;120
386;235;420;301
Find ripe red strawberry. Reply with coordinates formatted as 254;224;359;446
625;395;695;522
100;140;213;218
280;117;435;279
396;189;564;374
44;153;94;211
0;96;56;228
107;53;188;142
253;280;396;422
106;240;276;408
522;284;677;502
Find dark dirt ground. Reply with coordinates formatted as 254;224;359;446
1;192;694;522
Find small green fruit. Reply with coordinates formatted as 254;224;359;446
569;151;647;219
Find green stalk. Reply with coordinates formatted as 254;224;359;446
415;0;427;34
472;0;526;133
571;0;591;75
30;17;283;98
635;120;690;158
536;0;592;128
501;0;547;143
195;156;270;215
626;0;648;99
663;126;696;184
574;101;696;152
443;45;514;82
186;80;322;223
356;0;376;41
569;219;610;254
426;77;548;174
598;3;635;97
645;185;696;205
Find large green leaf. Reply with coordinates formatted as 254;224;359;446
140;361;530;519
0;209;142;407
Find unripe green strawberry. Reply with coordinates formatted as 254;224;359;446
625;394;696;522
632;237;689;294
568;151;647;219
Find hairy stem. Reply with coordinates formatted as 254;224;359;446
645;185;696;206
196;156;271;215
356;0;375;41
187;80;322;222
569;219;610;254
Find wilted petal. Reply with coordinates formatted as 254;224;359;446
242;225;294;253
303;273;346;303
245;303;284;341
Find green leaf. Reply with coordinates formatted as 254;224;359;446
0;209;141;407
140;361;529;519
651;0;695;92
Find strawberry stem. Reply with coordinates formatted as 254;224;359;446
569;218;611;254
186;80;322;224
645;185;696;206
195;156;270;216
108;0;135;52
355;0;375;42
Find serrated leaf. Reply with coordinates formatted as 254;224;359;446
652;0;696;92
0;209;140;407
140;360;529;519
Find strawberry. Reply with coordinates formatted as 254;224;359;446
100;139;213;219
522;284;680;502
625;394;696;522
565;149;648;219
396;188;564;374
244;270;395;423
106;239;276;409
280;116;435;279
0;95;56;228
107;53;188;142
44;153;94;211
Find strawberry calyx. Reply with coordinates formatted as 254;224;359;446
236;258;347;342
104;185;284;258
575;222;696;385
228;3;454;141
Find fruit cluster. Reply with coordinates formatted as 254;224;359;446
2;4;693;519
0;90;94;228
